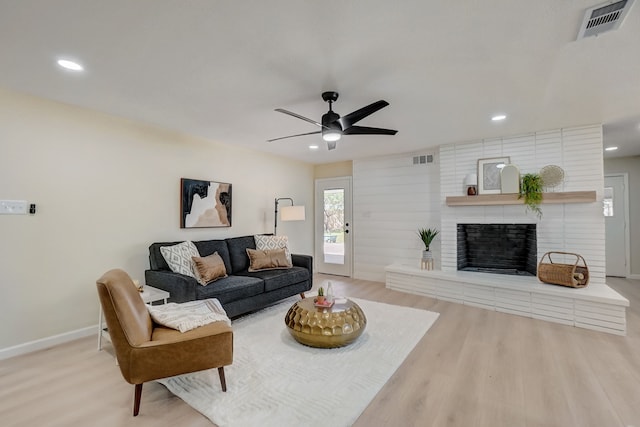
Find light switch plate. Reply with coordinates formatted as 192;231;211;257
0;200;28;214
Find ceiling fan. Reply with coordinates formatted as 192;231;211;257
268;91;398;150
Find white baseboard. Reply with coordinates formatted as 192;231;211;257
629;274;640;280
0;325;96;361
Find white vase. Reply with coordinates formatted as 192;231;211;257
421;250;434;270
500;164;520;194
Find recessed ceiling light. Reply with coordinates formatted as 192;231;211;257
491;114;507;121
605;146;618;151
57;59;83;71
309;144;319;150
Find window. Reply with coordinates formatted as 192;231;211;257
603;187;614;217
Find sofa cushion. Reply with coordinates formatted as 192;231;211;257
254;235;292;265
225;236;256;273
236;266;310;292
246;248;290;272
192;252;228;285
160;241;199;278
194;275;264;304
193;240;232;274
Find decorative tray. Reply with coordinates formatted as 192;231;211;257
313;299;334;308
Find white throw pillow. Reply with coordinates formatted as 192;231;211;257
160;241;200;278
255;235;292;266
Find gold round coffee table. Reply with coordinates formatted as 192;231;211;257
284;298;367;348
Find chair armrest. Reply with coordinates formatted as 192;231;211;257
291;254;313;276
144;270;197;303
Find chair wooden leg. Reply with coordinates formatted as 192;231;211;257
133;383;143;416
299;293;306;299
218;367;227;392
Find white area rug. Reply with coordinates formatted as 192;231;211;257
158;297;439;427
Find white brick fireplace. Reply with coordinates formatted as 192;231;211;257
386;124;629;335
439;124;605;283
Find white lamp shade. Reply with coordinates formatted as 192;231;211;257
280;205;305;221
463;173;478;186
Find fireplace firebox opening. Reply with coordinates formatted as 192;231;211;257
457;223;537;276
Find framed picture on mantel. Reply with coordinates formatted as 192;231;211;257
180;178;232;228
477;157;510;195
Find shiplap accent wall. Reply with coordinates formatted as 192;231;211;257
353;152;440;282
440;124;605;285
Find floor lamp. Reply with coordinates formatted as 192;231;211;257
274;198;305;235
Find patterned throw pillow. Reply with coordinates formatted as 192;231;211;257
160;241;200;278
254;235;292;266
192;252;228;285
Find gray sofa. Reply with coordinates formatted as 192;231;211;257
144;235;313;318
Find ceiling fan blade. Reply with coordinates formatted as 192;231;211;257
337;100;389;129
342;126;398;136
267;131;321;143
275;108;328;129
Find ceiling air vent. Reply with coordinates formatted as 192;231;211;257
577;0;635;39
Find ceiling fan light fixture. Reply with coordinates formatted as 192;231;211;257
322;130;341;142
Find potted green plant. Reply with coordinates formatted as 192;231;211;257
418;228;439;270
317;287;325;304
519;173;543;218
418;228;439;252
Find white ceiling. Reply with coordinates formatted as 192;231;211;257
1;0;639;164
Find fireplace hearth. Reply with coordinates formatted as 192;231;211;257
457;224;537;276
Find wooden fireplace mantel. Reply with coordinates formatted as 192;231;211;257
445;190;596;207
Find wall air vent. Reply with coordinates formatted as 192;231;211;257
577;0;635;39
412;154;434;165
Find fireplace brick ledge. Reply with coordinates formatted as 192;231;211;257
385;263;628;335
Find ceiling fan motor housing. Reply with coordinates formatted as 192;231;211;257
322;110;341;130
322;110;342;143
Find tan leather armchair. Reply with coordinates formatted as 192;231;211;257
96;269;233;416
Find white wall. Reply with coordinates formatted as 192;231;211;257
439;124;606;285
0;88;314;351
353;151;440;282
314;161;353;179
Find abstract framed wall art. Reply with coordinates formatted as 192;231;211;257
180;178;232;228
477;157;510;194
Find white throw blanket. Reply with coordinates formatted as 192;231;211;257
147;298;231;333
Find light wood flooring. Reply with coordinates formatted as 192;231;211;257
1;275;639;426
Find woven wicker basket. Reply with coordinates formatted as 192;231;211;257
537;251;589;288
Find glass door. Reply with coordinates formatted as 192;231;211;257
315;177;352;276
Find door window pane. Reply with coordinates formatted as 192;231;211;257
603;187;614;217
323;189;344;264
